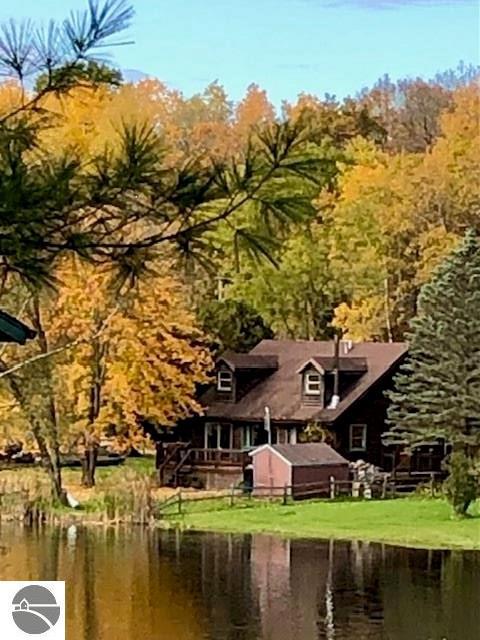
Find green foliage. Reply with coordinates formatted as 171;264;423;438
386;231;480;514
228;223;342;339
443;451;478;517
386;230;480;449
198;299;273;353
35;61;123;93
299;422;337;445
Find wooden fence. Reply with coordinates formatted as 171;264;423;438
157;473;441;517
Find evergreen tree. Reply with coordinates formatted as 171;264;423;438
198;299;273;353
0;1;324;288
385;230;480;515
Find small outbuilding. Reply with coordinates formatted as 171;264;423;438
249;443;349;498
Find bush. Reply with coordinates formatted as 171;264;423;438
443;451;478;517
102;467;156;523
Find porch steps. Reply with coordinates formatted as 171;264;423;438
157;443;249;489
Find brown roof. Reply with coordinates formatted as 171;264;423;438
251;443;349;466
218;352;278;371
202;339;407;424
299;356;368;373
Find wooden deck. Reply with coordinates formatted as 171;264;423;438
156;443;249;487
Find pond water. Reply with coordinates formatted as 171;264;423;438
0;524;478;640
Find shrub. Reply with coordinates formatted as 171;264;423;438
443;451;478;517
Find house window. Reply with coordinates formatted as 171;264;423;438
205;422;232;449
217;370;233;392
219;424;232;449
304;371;322;395
205;422;219;449
349;424;367;452
242;424;268;448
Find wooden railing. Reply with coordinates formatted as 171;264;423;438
157;444;249;487
189;448;247;467
158;444;247;468
157;475;445;517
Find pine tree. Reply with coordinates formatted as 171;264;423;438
385;230;480;515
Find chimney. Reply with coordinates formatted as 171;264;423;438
328;334;340;410
342;339;353;355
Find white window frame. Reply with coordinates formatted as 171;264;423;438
217;370;233;392
349;424;367;452
242;425;252;449
204;422;218;449
304;371;322;395
204;422;232;449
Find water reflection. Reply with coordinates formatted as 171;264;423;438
0;524;478;640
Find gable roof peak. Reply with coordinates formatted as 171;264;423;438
296;358;326;374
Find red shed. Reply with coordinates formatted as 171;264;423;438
249;443;349;498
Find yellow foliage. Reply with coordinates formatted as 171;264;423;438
333;297;387;342
329;84;480;340
0;81;23;118
0;259;212;455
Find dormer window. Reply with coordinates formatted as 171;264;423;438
304;371;322;395
217;370;233;392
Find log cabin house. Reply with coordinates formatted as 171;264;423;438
157;339;445;488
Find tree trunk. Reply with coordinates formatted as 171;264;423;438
31;296;67;504
383;273;394;342
81;314;106;489
1;364;67;505
81;445;98;488
33;429;66;504
44;450;67;505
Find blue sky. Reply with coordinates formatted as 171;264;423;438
2;0;479;104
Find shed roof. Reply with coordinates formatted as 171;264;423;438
250;443;349;467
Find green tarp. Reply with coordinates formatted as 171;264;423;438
0;310;36;344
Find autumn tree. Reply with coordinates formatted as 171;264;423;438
0;258;212;487
359;74;455;153
234;84;275;143
284;93;385;149
328;83;479;340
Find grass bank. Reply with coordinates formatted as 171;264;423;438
1;460;479;550
166;497;480;550
0;457;214;524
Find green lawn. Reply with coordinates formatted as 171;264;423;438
3;459;479;550
167;497;480;550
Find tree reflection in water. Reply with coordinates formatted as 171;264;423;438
0;525;478;640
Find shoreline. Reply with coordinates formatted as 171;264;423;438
158;497;480;551
1;463;479;552
1;496;479;552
